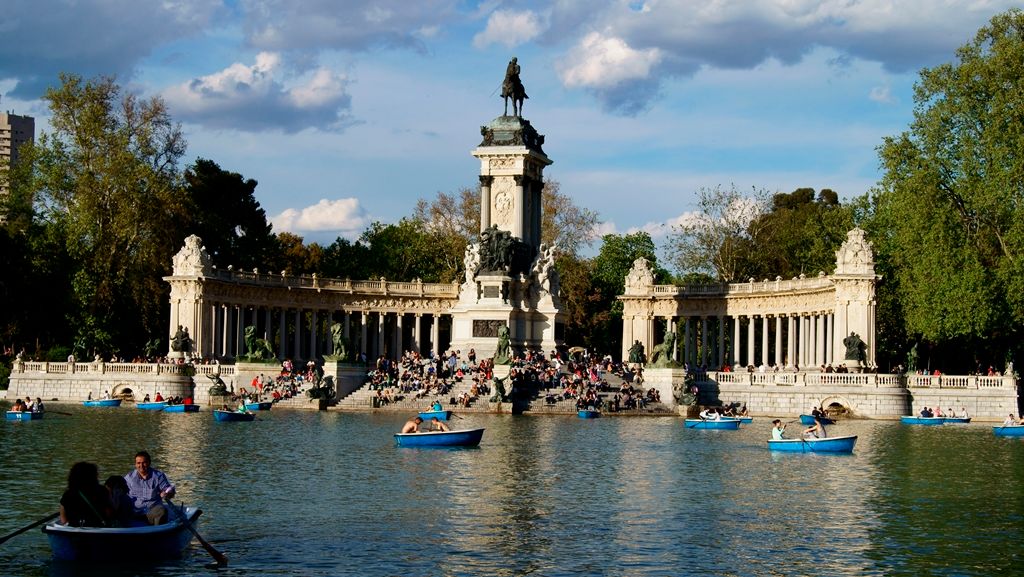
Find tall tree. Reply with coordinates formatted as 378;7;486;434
20;74;187;354
665;185;769;282
869;9;1024;370
182;158;279;270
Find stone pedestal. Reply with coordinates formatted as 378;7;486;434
234;361;281;397
323;360;366;399
643;367;688;409
844;360;864;373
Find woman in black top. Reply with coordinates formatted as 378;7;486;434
59;462;112;527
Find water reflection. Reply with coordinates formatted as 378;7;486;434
2;406;1024;576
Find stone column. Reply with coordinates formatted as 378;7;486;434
310;309;318;360
512;175;525;240
210;303;219;358
827;312;835;366
480;175;493;232
774;315;783;367
235;305;244;358
761;315;769;367
787;315;796;368
717;316;725;369
701;317;709;367
413;314;422;354
360;312;368;358
278;308;286;359
293;309;302;362
732;316;741;367
264;308;272;341
683;318;691;365
746;317;756;368
431;313;440;357
376;312;385;359
343;311;351;342
221;305;229;358
395;313;404;357
816;314;825;368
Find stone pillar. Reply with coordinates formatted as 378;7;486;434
310;309;319;360
293;309;302;362
376;312;385;359
732;316;741;367
816;314;825;368
746;317;756;368
264;308;272;341
480;175;493;232
221;305;230;358
278;308;286;359
414;314;422;354
787;315;796;368
701;317;709;368
717;316;725;369
395;313;404;357
431;313;440;357
683;318;691;365
827;312;835;366
774;315;783;367
210;303;219;358
512;175;525;240
760;315;769;367
360;312;368;357
343;311;351;342
235;305;243;358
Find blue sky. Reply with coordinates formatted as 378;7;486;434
1;1;1016;254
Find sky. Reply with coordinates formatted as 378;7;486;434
0;0;1017;256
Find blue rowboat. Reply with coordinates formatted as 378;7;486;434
993;425;1024;437
136;401;168;411
578;409;601;419
164;404;200;413
767;434;858;453
83;399;121;408
394;428;485;447
6;411;43;421
799;414;836;425
684;419;741;430
244;401;273;411
213;409;255;422
943;417;971;424
43;505;200;562
418;410;453;421
737;416;753;424
900;416;945;426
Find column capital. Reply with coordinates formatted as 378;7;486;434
479;175;493;186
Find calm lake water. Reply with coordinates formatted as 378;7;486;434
1;405;1023;576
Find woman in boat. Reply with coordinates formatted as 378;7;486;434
33;398;44;413
105;475;136;527
771;419;786;440
60;462;113;527
803;417;827;439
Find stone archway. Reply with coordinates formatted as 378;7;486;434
820;395;854;417
111;383;134;400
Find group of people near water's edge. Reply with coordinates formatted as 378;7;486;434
59;450;176;528
919;406;969;418
770;417;827;440
1003;414;1024;426
401;415;450;433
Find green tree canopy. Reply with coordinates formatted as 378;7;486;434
869;8;1024;363
15;74;187;354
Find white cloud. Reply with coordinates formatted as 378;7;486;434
869;85;896;104
271;198;368;235
163;52;352;133
473;10;544;48
559;32;662;89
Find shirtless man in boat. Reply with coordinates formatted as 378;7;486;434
401;417;423;433
428;417;450;432
124;450;176;525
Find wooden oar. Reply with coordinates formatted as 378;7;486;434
0;512;59;545
166;498;228;566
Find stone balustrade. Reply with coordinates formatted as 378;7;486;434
12;361;238;377
696;371;1016;390
204;268;459;297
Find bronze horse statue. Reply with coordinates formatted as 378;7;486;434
502;57;528;117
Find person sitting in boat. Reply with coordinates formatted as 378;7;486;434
102;390;111;399
124;450;176;525
61;462;113;527
430;400;443;412
33;398;44;413
699;408;721;421
87;391;93;400
11;398;26;412
401;417;423;433
919;406;934;418
154;392;164;402
143;394;151;402
933;406;944;417
236;400;251;414
959;407;969;419
428;417;450;432
739;404;749;417
1003;414;1017;427
104;475;136;527
803;418;827;439
771;419;786;440
23;397;33;411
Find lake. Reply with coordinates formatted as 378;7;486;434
2;406;1022;576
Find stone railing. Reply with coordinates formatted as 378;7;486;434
203;268;460;297
698;371;1017;389
649;276;834;297
13;361;238;377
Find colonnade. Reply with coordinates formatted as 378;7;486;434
200;303;451;362
648;311;836;370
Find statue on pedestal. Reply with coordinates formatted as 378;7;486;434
628;340;646;366
843;332;867;362
171;326;192;354
494;325;512;365
502;57;528;117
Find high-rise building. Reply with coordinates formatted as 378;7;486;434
0;112;35;219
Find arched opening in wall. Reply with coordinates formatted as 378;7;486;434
821;395;853;418
112;384;134;400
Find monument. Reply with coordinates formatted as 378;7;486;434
447;58;565;360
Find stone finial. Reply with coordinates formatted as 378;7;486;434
171;235;213;276
835;227;875;275
624;257;655;295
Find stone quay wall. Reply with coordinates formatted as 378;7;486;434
7;361;238;406
686;371;1018;421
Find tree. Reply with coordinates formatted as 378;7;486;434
358;219;450;282
869;9;1024;371
182;158;279;270
19;74;187;354
665;185;769;282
